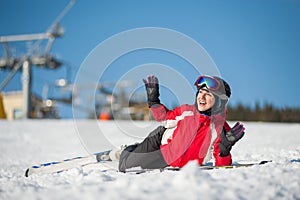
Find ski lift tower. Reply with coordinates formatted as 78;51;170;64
0;0;75;119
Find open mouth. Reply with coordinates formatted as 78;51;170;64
199;101;206;106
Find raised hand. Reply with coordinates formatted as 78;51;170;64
143;75;160;107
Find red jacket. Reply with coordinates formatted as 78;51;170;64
150;104;232;167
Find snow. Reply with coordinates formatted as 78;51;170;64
1;120;300;200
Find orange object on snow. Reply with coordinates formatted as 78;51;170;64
99;112;110;120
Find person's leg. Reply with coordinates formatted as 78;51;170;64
133;125;166;152
119;126;168;172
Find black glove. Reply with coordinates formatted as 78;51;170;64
219;122;245;157
143;75;160;107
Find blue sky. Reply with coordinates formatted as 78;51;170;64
1;0;300;118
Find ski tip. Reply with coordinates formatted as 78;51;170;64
259;160;272;165
25;168;29;177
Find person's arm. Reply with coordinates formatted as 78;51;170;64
214;122;245;166
143;75;183;122
213;122;232;166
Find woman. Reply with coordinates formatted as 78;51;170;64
117;75;245;172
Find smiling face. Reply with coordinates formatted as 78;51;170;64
196;89;216;112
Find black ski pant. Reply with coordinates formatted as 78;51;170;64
119;126;169;172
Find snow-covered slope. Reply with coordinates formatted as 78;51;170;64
0;120;299;200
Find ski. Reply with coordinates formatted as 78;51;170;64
25;155;271;177
197;160;272;170
168;160;272;171
25;150;112;177
126;160;272;174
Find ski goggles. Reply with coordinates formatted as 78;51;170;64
194;75;228;100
